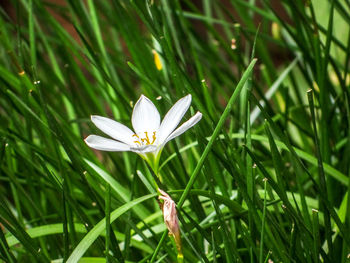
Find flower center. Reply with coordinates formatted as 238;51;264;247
133;132;156;146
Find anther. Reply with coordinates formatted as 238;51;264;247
133;131;156;146
151;131;156;144
144;132;151;144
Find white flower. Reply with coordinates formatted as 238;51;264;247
85;94;202;173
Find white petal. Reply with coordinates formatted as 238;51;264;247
157;94;192;144
91;115;135;145
132;95;160;135
130;144;157;153
85;135;130;152
164;112;202;144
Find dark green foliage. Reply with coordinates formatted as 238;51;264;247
0;0;349;262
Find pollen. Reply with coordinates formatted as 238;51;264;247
141;132;150;144
133;134;141;145
151;131;156;144
133;132;157;146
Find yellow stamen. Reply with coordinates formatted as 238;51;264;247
133;131;157;146
151;131;156;144
141;132;151;145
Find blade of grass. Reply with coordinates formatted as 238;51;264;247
178;58;257;208
66;193;156;263
307;90;333;260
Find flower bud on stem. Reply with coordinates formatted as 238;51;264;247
158;189;183;261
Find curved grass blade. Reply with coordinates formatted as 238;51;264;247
66;194;156;263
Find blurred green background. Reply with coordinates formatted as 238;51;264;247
0;0;349;262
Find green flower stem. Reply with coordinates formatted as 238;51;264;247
145;159;183;262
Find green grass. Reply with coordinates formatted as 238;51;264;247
1;0;349;262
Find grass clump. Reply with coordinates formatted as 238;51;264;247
0;0;349;262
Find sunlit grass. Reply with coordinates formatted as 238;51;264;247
1;0;349;262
